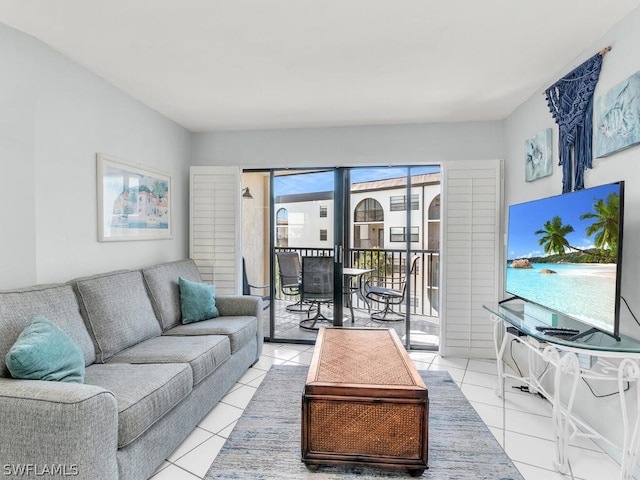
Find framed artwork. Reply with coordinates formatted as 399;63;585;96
595;70;640;158
524;128;553;182
97;153;172;241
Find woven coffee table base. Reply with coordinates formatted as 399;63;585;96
301;327;428;476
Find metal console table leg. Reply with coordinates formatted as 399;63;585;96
487;304;640;480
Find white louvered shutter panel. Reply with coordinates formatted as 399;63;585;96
440;159;502;358
189;166;242;294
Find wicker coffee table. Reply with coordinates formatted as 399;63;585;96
301;327;428;476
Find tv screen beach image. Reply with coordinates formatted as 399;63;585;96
506;182;623;335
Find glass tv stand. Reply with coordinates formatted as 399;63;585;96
484;302;640;480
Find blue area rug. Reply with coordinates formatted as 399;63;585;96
206;365;523;479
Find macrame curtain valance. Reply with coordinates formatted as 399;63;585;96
545;53;604;193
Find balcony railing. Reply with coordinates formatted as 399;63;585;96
274;247;439;317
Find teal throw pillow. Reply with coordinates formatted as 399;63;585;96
5;314;85;383
179;276;219;324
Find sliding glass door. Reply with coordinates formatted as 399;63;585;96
348;167;440;349
242;166;440;349
270;169;345;342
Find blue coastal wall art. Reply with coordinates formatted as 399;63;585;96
595;70;640;158
524;128;552;182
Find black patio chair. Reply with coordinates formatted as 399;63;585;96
299;256;334;330
365;255;419;322
242;258;270;310
275;251;311;313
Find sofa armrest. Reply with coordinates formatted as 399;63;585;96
215;295;264;360
215;295;262;317
0;378;119;480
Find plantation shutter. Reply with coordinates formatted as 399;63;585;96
440;159;503;358
189;166;242;294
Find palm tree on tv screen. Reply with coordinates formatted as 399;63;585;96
534;192;619;263
535;216;574;256
580;192;619;259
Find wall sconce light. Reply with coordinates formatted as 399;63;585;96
242;187;253;199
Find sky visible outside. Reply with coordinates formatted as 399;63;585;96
507;182;621;259
273;166;439;196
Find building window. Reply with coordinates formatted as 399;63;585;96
428;194;440;220
390;194;419;211
319;205;327;218
276;208;288;225
390;226;419;243
276;208;289;247
320;229;328;241
427;194;440;250
354;198;384;222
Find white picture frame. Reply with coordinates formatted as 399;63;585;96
97;153;172;241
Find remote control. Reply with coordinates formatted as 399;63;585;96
541;328;580;336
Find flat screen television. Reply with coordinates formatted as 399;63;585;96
505;181;625;339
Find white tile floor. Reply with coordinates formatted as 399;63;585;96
149;343;623;480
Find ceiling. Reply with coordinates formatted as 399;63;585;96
1;0;639;132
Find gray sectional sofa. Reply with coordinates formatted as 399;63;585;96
0;259;264;480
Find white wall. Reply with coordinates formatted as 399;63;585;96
191;121;504;168
0;23;40;287
0;23;191;289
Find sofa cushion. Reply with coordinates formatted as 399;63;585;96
6;315;85;383
142;259;202;331
179;276;219;323
84;363;192;448
0;283;96;377
107;335;231;385
164;316;257;354
71;270;162;363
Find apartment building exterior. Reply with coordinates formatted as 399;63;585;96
275;172;441;251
